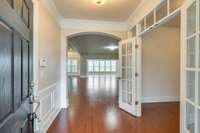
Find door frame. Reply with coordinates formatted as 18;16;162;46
32;0;40;131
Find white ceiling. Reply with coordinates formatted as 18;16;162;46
53;0;141;21
68;34;120;54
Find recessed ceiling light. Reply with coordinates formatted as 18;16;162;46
92;0;106;6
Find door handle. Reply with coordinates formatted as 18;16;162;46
29;96;41;122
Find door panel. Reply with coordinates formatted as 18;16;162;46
14;32;22;110
22;40;29;100
0;0;33;132
0;20;13;123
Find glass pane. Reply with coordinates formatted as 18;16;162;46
122;91;126;102
73;65;77;72
187;36;196;68
127;81;132;93
156;0;168;22
140;19;145;32
122;56;126;67
67;60;71;72
122;80;128;102
146;11;154;28
94;60;99;72
186;102;195;133
187;2;196;36
169;0;184;13
127;43;132;54
111;60;116;72
99;60;105;72
72;66;75;72
122;44;126;55
127;55;132;67
127;68;132;79
106;60;111;72
127;81;132;105
88;60;93;72
128;93;132;105
131;26;136;37
186;71;196;102
122;68;126;79
72;59;77;66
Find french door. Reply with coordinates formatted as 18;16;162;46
118;37;141;117
183;0;200;133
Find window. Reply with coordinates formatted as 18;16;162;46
67;59;78;73
88;60;94;72
87;59;117;73
99;60;105;72
94;60;99;72
111;60;117;72
105;60;111;72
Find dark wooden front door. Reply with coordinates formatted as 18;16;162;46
0;0;33;133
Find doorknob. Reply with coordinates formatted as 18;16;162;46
29;95;41;122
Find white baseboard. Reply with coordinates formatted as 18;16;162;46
142;96;180;103
40;107;61;133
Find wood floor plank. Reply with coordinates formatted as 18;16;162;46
47;75;179;133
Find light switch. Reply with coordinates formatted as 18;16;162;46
40;58;47;67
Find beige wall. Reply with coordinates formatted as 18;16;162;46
142;27;180;101
38;1;61;89
34;1;62;132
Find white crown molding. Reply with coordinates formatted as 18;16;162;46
59;18;128;31
41;0;62;24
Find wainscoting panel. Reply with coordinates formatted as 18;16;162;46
38;82;61;133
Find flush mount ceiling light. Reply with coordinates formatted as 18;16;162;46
104;45;118;51
92;0;106;5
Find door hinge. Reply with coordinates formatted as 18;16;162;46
135;101;139;105
135;44;139;49
135;73;139;77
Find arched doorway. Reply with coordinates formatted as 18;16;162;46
60;31;124;108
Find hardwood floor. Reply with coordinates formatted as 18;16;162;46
47;75;179;133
